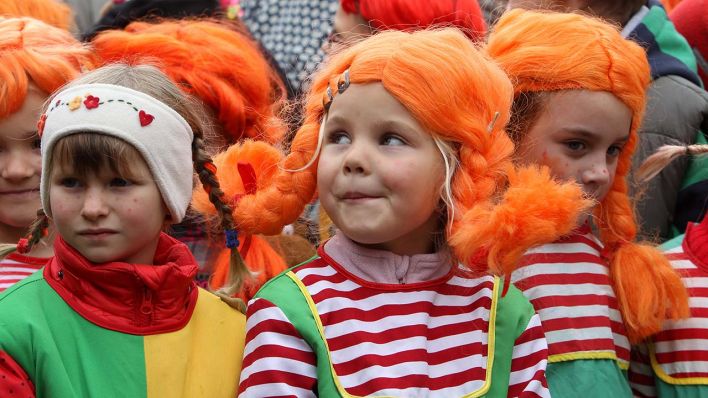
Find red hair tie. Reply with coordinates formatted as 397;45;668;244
16;238;29;254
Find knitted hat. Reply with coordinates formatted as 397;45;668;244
39;83;194;223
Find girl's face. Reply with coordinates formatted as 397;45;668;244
317;82;445;255
0;88;45;238
49;153;168;264
517;90;632;216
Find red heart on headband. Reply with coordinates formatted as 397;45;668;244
139;110;154;127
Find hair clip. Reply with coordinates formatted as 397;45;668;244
487;111;500;133
323;85;334;112
337;69;351;94
322;70;351;113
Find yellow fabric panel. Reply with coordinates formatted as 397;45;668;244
144;288;246;397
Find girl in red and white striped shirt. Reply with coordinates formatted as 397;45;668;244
628;145;708;397
487;10;690;397
235;28;592;397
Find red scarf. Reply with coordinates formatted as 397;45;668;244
44;233;199;335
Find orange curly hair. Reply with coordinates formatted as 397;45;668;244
230;28;590;277
0;0;73;31
488;9;690;342
91;19;286;145
1;17;95;119
192;140;288;300
340;0;486;40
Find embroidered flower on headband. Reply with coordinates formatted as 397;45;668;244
37;114;47;138
68;96;83;111
83;95;100;110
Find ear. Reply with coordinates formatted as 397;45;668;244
162;202;172;222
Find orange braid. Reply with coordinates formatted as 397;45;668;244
488;9;690;342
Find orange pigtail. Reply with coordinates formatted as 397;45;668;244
488;9;689;342
192;140;288;298
451;164;592;275
92;19;286;145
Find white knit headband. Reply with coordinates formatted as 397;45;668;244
38;83;194;223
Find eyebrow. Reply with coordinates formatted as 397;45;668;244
560;127;630;143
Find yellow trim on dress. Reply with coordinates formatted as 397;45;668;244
285;271;500;398
649;342;708;385
548;351;629;370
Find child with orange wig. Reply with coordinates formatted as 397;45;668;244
487;9;690;396
237;27;594;397
628;144;708;397
0;17;95;292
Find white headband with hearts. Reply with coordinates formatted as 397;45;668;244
38;83;194;223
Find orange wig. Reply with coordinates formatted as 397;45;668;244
91;19;286;145
0;17;95;118
488;9;690;342
0;0;73;31
230;28;590;278
340;0;486;40
192;140;288;301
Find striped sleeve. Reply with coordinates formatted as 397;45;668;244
628;343;657;398
507;314;551;398
0;350;35;398
238;297;318;398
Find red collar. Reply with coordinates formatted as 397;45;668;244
44;233;199;335
684;217;708;272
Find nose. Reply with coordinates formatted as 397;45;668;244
342;140;371;176
580;157;611;190
1;151;37;181
81;187;110;221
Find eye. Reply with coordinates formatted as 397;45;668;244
327;131;351;145
607;145;623;157
60;178;81;188
381;134;406;146
565;141;586;152
110;178;131;187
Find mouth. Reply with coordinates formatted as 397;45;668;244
0;188;40;197
78;229;118;238
340;191;381;201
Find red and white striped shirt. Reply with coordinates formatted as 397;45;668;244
0;253;48;293
511;225;630;366
239;255;550;397
629;222;708;397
